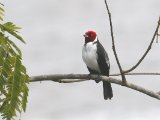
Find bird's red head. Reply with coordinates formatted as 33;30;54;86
84;30;97;42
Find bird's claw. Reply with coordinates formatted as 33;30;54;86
88;74;91;80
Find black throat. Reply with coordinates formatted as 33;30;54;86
85;39;91;44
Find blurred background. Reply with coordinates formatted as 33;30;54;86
1;0;160;120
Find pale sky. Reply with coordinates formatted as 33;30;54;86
1;0;160;120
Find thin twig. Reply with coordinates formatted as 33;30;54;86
156;17;160;43
29;74;160;100
104;0;126;83
123;17;160;73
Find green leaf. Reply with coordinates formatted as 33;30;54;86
21;84;29;112
0;24;26;44
3;22;21;32
0;5;4;21
6;38;22;56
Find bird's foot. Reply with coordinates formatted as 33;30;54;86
88;74;92;80
95;74;101;83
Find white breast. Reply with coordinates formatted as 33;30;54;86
82;42;100;72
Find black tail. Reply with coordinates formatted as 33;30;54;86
103;81;113;100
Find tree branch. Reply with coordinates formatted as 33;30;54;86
123;17;160;73
110;72;160;76
30;74;160;100
104;0;126;83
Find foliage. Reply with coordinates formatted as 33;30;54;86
0;3;29;120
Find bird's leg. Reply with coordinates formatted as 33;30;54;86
95;74;101;83
88;73;100;83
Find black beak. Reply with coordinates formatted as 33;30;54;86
83;34;88;37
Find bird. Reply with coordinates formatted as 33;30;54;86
82;30;113;100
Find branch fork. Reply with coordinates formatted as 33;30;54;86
104;0;160;84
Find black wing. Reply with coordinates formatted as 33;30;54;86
96;40;110;76
97;40;113;99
